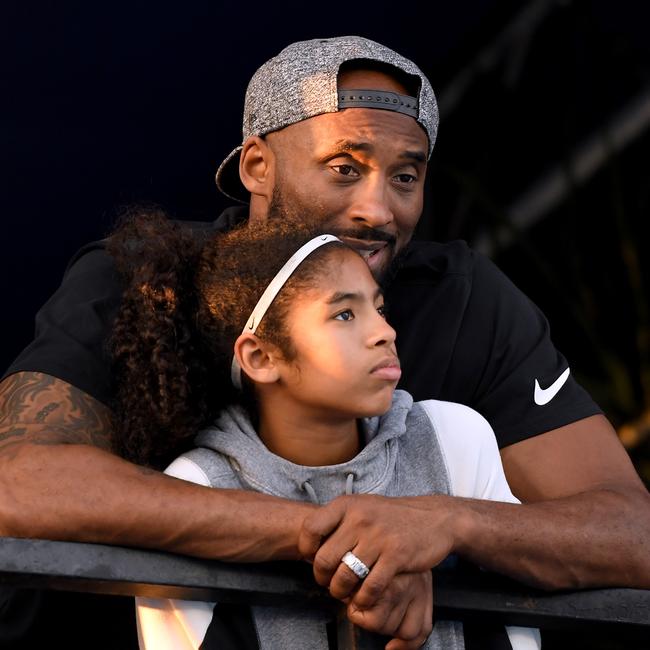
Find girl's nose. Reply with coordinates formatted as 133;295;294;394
369;314;397;348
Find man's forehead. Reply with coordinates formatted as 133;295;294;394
270;106;429;159
337;68;410;96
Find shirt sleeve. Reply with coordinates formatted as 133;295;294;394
164;456;212;486
420;399;518;503
2;243;122;406
447;251;602;447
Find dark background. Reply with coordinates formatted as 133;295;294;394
3;0;649;477
2;2;650;647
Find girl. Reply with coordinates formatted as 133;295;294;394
108;212;540;650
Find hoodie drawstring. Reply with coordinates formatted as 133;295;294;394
302;480;319;504
302;473;355;505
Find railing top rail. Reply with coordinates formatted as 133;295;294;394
1;537;649;631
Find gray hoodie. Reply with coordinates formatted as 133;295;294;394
136;390;540;650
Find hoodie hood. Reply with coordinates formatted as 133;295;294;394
194;390;413;504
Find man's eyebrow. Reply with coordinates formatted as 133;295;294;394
319;140;426;164
320;140;373;159
325;287;384;305
399;150;427;164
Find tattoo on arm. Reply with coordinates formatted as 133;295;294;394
0;372;113;452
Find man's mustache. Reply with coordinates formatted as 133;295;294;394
325;226;396;246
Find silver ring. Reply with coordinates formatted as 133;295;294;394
341;551;370;580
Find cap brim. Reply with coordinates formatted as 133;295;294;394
215;145;249;204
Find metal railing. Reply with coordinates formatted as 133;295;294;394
1;537;649;648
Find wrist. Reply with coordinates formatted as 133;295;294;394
252;498;318;562
412;494;476;560
198;491;318;562
284;501;319;561
446;497;477;557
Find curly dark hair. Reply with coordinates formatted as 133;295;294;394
107;207;349;468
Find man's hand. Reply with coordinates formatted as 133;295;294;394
299;494;456;609
299;416;650;601
343;571;433;650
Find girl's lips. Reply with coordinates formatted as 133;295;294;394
371;358;402;381
371;365;402;381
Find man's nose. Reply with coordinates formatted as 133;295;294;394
347;177;394;229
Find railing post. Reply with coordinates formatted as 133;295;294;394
336;608;382;650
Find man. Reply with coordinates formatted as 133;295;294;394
1;35;649;644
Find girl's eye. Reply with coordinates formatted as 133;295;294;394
334;309;355;321
331;164;359;177
377;304;387;319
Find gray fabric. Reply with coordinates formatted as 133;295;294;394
251;606;331;650
215;35;438;203
183;390;464;650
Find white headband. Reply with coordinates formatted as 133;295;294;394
230;234;341;390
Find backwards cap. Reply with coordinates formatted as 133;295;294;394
216;35;438;203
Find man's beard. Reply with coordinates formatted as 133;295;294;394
267;185;409;287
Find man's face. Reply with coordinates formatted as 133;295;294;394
263;69;429;280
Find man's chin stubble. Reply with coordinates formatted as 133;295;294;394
267;185;410;286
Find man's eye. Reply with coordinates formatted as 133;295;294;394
332;164;359;177
334;309;355;321
394;173;416;184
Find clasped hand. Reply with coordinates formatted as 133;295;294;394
298;494;456;649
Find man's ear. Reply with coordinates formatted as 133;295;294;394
234;332;281;385
239;136;275;201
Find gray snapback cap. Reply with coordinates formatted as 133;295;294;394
216;36;439;203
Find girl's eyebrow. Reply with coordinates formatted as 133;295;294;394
325;287;384;305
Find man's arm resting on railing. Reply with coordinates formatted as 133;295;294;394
496;413;650;588
300;414;650;603
0;372;313;561
4;373;650;590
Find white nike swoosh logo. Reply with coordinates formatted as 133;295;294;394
534;367;570;405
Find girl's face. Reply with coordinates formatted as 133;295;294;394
277;249;400;419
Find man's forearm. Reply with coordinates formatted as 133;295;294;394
0;372;313;561
0;442;312;561
443;487;650;590
301;487;650;600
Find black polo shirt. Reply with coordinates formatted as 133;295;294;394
3;206;600;449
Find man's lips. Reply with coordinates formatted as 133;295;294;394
370;357;402;381
339;237;393;266
340;237;392;252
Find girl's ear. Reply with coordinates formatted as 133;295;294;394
234;332;281;385
239;136;275;202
